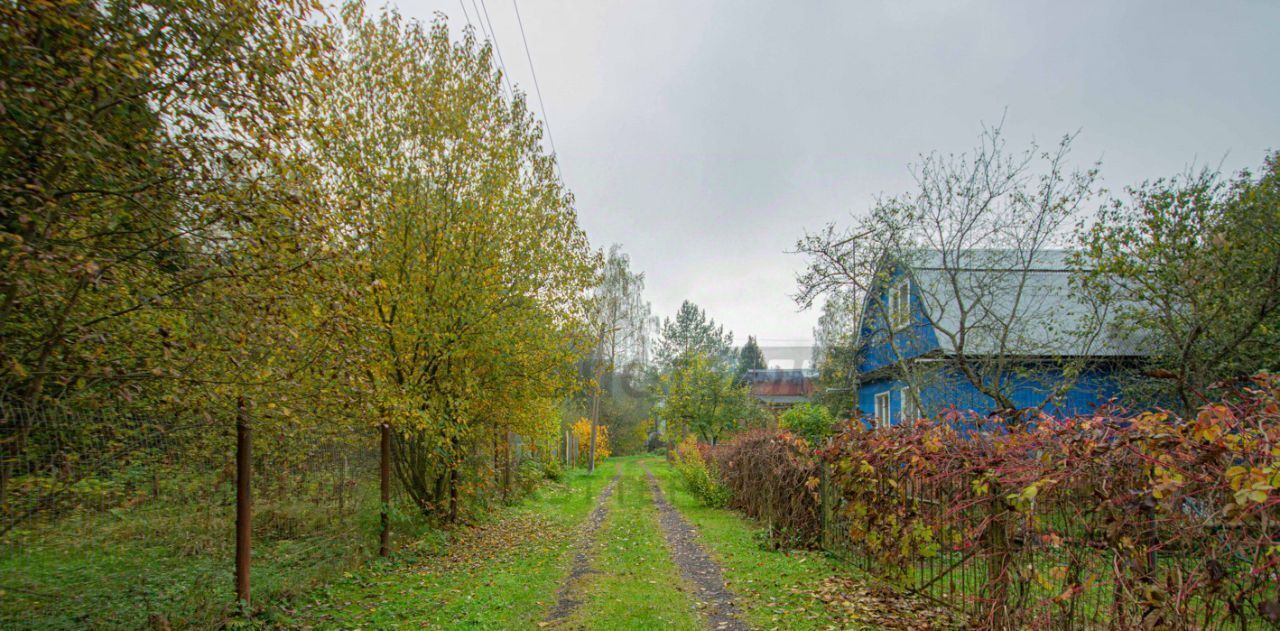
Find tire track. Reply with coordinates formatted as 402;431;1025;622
543;466;621;625
643;465;749;631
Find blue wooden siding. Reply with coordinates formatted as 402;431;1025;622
856;363;1126;422
855;264;940;375
853;256;1137;423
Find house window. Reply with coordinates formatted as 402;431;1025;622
889;279;911;330
901;387;918;423
874;391;891;428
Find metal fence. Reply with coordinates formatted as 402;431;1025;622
817;459;1270;629
0;400;538;629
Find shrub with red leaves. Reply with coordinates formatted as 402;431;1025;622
816;373;1280;629
714;428;822;548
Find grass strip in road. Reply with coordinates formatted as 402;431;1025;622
642;463;748;631
560;457;702;631
294;468;613;629
644;455;927;630
544;467;620;623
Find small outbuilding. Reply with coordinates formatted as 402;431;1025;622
743;368;817;413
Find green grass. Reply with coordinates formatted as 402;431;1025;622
0;481;412;630
643;455;876;630
7;455;969;629
294;467;615;629
563;457;701;630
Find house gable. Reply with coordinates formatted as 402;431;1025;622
854;262;941;377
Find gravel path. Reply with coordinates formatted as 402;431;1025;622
643;465;749;631
543;467;621;625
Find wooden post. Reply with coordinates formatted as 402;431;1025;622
235;398;252;608
379;423;390;557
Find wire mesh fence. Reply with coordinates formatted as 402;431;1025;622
822;472;1126;628
0;401;411;629
816;420;1280;630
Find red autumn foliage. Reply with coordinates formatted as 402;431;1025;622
714;428;822;548
812;373;1280;629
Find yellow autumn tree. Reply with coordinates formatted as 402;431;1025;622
303;5;597;519
572;417;610;464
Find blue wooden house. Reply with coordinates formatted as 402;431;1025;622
852;249;1149;425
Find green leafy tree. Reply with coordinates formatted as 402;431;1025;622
1077;152;1280;411
811;290;859;418
779;402;836;445
662;352;752;445
0;0;331;410
308;5;595;519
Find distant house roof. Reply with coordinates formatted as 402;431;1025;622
868;249;1151;359
743;368;816;404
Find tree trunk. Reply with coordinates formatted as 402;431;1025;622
588;388;600;472
448;466;459;523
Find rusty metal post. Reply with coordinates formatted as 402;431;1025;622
235;397;252;608
502;430;512;500
985;488;1011;630
380;423;390;557
819;459;833;551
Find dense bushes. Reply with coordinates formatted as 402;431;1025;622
715;429;822;548
672;435;730;508
693;376;1280;627
778;403;835;445
815;374;1280;628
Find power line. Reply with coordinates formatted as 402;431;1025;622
469;0;514;98
457;0;472;28
477;0;516;98
510;0;561;178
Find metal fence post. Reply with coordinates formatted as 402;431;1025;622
502;430;512;500
235;397;252;608
986;488;1011;629
819;458;833;551
380;423;390;557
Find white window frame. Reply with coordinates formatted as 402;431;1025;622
901;387;918;423
874;391;892;428
889;279;911;330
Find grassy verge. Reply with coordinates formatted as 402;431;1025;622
294;467;613;629
562;456;701;630
0;481;417;630
643;455;875;631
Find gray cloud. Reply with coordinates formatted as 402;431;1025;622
392;0;1280;346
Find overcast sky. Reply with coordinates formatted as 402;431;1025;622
391;0;1280;356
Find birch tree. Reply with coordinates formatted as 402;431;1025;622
584;245;653;469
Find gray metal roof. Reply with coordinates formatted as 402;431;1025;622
906;249;1150;357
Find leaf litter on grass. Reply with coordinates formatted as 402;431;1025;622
413;511;570;576
800;575;961;630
